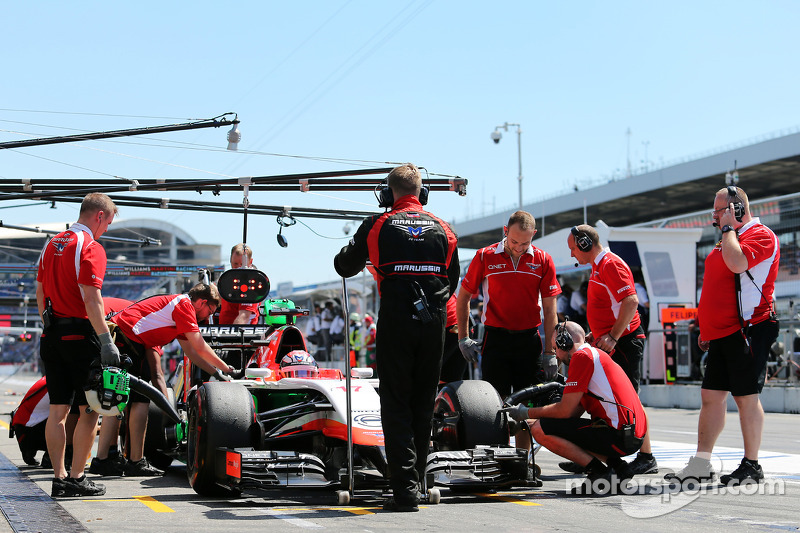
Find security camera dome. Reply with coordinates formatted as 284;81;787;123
490;130;502;144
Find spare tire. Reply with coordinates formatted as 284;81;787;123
187;382;254;496
433;380;507;450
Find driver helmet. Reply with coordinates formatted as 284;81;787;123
280;350;319;378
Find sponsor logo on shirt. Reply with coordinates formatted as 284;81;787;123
617;285;631;294
394;264;442;273
488;263;506;270
391;219;434;226
550;284;558;291
52;241;67;252
566;381;578;387
527;263;541;271
406;226;436;238
406;213;420;218
391;220;436;239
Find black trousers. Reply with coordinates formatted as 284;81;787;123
376;304;445;502
481;327;543;399
439;328;467;384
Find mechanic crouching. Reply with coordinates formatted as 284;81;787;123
507;319;647;495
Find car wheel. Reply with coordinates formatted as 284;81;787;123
187;382;254;496
433;380;507;450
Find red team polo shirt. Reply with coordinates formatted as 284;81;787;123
36;223;106;319
218;299;259;324
587;250;641;338
11;377;49;428
461;240;560;331
698;218;779;341
564;344;647;439
110;294;199;348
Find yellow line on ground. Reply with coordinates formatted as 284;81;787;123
475;493;542;506
85;497;174;513
266;506;430;515
134;496;175;513
334;507;375;515
0;420;9;430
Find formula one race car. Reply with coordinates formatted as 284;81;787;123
145;268;533;502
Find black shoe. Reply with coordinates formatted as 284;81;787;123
720;459;764;486
611;461;635;484
627;453;658;475
123;458;164;477
663;456;716;484
382;497;419;512
89;456;126;477
559;461;586;474
570;468;613;496
51;476;106;498
21;449;39;466
40;452;51;470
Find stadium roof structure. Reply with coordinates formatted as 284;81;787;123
454;131;800;249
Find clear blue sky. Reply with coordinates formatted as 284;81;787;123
2;1;799;287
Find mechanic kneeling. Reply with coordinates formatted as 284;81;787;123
507;319;647;495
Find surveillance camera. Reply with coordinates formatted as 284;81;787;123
490;130;502;144
343;223;352;235
277;233;288;248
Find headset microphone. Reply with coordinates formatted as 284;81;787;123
712;221;719;228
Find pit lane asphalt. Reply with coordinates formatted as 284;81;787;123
1;373;798;533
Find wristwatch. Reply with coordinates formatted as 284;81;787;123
721;224;735;233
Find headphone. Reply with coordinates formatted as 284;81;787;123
571;226;593;252
555;316;574;351
727;186;744;222
376;181;429;208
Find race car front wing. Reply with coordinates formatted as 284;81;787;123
215;448;337;490
215;445;529;493
426;446;529;489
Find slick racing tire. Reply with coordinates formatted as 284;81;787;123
433;380;507;450
187;382;254;496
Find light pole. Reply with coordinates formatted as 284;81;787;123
491;122;523;209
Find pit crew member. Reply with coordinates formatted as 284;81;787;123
218;243;260;324
567;224;656;476
665;186;779;486
36;192;119;498
457;210;560;451
89;283;233;477
334;163;459;512
507;320;647;495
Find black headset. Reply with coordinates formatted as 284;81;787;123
571;226;593;252
555;316;574;351
376;181;429;208
727;186;744;222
